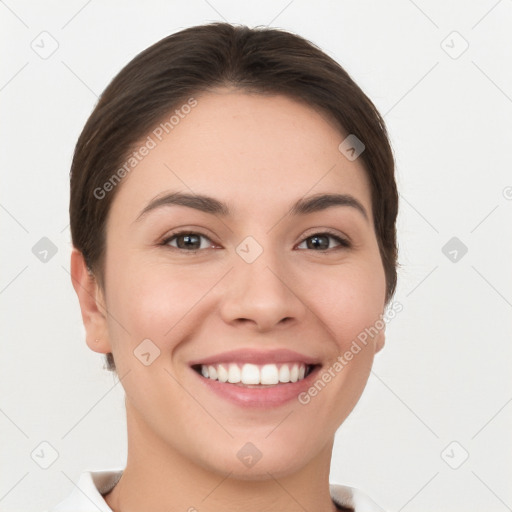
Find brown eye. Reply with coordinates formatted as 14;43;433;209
162;232;213;251
297;233;350;251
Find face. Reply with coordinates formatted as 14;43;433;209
73;88;387;480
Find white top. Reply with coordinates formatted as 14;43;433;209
44;469;386;511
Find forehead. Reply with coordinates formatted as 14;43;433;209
108;89;372;223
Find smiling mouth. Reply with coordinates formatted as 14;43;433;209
191;362;318;386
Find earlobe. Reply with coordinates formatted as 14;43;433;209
374;322;386;354
70;248;112;355
375;333;385;354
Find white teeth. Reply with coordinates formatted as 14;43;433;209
278;364;290;383
228;363;241;383
241;363;260;384
198;362;311;385
217;364;229;383
290;363;299;383
208;365;217;380
261;364;279;385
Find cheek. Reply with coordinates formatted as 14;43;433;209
294;259;386;414
105;258;219;356
308;260;386;347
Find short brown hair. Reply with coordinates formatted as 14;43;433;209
69;22;399;373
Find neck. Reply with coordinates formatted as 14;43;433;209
104;401;339;512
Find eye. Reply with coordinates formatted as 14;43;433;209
160;230;350;253
296;232;350;251
161;231;215;251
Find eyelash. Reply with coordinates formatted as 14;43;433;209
159;230;351;253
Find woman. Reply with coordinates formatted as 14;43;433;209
50;22;398;512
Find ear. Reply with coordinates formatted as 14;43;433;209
375;331;385;354
374;318;386;354
70;248;112;355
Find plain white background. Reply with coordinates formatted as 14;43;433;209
1;1;511;511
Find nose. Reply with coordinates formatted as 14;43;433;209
219;252;307;332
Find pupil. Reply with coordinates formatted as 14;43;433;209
178;234;199;249
308;235;328;250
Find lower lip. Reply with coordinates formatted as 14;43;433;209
192;366;321;408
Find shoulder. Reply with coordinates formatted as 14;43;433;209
329;482;387;512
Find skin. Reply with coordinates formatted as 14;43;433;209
71;88;387;512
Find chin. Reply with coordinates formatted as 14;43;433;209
193;434;322;481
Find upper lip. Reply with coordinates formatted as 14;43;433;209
188;348;321;367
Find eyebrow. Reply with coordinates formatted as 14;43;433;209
135;191;369;223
